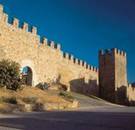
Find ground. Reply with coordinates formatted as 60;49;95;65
0;93;135;130
0;87;77;112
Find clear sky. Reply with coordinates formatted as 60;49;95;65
0;0;135;83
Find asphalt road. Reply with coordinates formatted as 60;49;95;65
0;93;135;130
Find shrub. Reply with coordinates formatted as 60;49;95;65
0;59;21;91
0;97;17;104
59;91;74;102
33;102;44;111
22;96;38;104
36;82;49;90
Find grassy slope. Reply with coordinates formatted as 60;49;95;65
0;87;73;113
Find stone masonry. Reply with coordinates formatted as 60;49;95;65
99;48;135;105
0;4;135;105
0;4;98;96
99;49;127;104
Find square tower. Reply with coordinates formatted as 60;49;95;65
99;48;128;104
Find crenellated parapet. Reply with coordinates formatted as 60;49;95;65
99;48;126;57
40;37;61;51
128;84;135;91
22;22;28;31
0;4;98;75
112;48;126;57
62;51;98;73
48;40;61;50
13;18;19;28
0;11;8;23
32;26;37;35
0;4;3;13
0;4;61;52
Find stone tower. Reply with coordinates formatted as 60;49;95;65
99;48;128;104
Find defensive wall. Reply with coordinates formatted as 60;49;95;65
0;4;99;96
99;48;135;105
0;4;135;104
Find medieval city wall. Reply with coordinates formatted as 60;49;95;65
59;55;98;95
127;84;135;105
0;5;98;95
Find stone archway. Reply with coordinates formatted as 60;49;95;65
22;66;33;86
20;59;38;86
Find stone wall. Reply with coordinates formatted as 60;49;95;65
0;4;99;96
127;84;135;105
59;55;99;95
99;48;127;104
114;49;127;104
99;49;116;102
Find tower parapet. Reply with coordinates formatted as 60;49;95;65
99;48;126;57
112;48;126;57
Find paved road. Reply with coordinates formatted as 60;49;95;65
0;93;135;130
0;108;135;130
71;92;124;110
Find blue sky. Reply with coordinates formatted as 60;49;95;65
0;0;135;82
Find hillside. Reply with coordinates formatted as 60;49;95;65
0;86;78;113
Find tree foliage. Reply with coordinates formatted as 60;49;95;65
0;59;21;90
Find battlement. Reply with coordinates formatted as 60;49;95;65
0;4;98;73
0;3;98;71
62;52;98;73
46;40;61;50
13;18;19;28
0;12;8;23
99;48;126;57
0;2;99;90
0;4;3;13
0;4;61;52
128;84;135;91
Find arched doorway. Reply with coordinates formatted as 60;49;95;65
21;66;33;86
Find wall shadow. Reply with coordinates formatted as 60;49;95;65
127;100;135;106
115;85;127;105
69;78;99;96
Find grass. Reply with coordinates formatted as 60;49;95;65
0;97;17;104
0;87;69;103
59;91;74;102
22;96;38;104
0;86;74;113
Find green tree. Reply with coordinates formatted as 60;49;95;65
0;59;21;91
